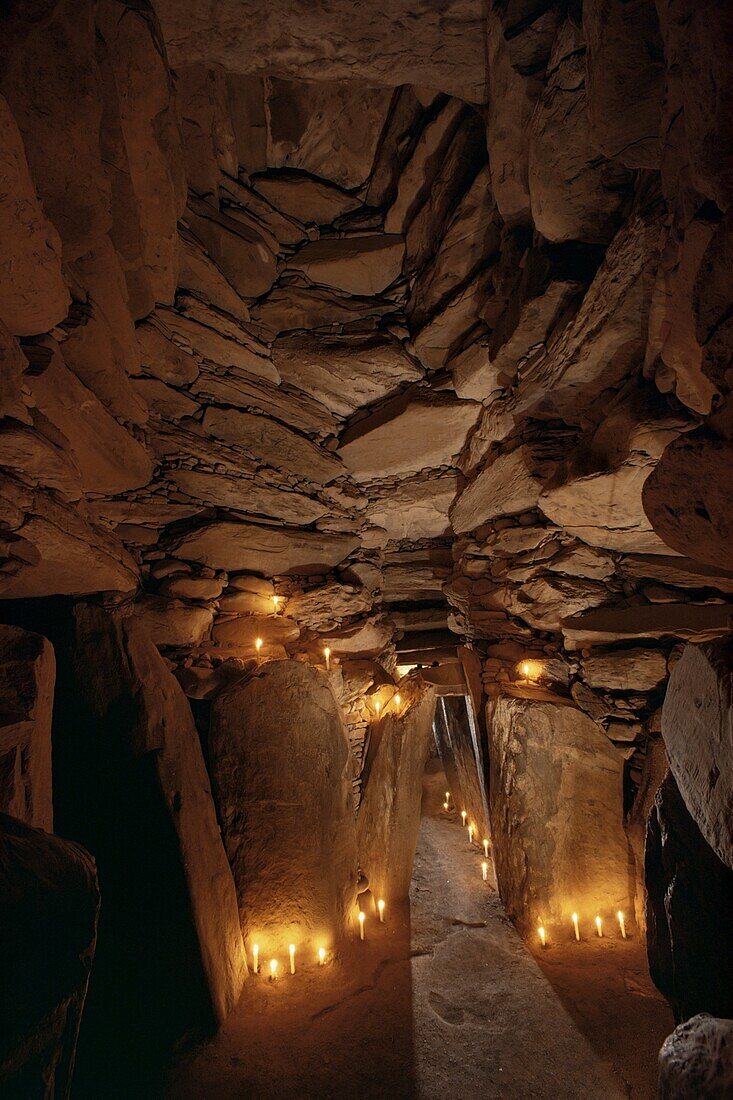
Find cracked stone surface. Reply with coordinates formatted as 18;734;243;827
166;760;671;1099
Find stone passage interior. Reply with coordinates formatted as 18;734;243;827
1;1;733;1097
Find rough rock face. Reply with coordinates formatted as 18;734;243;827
661;639;733;870
71;605;246;1026
646;772;733;1022
357;683;435;902
0;624;55;831
209;660;358;953
488;696;632;933
0;813;99;1100
436;695;489;840
657;1014;733;1100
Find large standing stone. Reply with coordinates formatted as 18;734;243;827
209;660;358;952
0;814;99;1100
0;624;55;831
357;683;435;901
488;696;632;934
657;1014;733;1099
646;772;733;1022
661;639;733;871
72;606;246;1026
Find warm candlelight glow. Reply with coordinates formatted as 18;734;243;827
468;824;474;845
394;692;401;708
375;699;381;717
482;861;488;881
461;810;467;826
617;911;627;939
483;838;489;858
538;925;546;948
572;913;580;942
445;791;450;802
269;958;278;978
255;637;263;654
272;595;280;611
358;911;365;941
318;947;326;965
595;915;603;938
443;800;449;811
253;943;259;973
517;659;543;681
378;899;385;923
324;645;331;670
289;943;296;974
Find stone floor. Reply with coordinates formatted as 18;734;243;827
166;760;673;1099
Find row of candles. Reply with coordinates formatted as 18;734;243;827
446;791;630;949
250;899;387;981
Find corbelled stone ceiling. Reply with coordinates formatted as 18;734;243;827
1;0;733;1095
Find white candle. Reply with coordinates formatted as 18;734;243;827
617;911;627;939
253;943;259;974
481;861;488;881
378;899;385;923
468;824;474;845
375;700;381;717
443;800;449;811
595;915;603;938
269;958;278;979
394;692;401;709
358;911;365;940
538;926;546;948
572;913;580;942
445;791;450;802
324;646;331;671
272;595;280;612
255;637;263;655
483;838;489;858
318;947;326;966
289;944;295;974
461;810;467;827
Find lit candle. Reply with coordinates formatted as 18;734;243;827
269;958;278;979
572;913;580;942
394;692;401;708
468;824;474;845
255;637;263;655
482;861;488;881
289;944;296;974
358;911;365;941
443;800;449;811
617;911;627;939
318;947;326;966
521;661;532;678
461;810;467;827
378;899;385;923
445;791;450;803
375;700;381;717
272;595;280;612
483;838;489;858
253;943;259;974
595;915;603;938
538;926;546;948
324;646;331;671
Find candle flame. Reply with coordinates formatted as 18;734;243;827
595;915;603;937
378;899;385;915
446;791;450;801
617;910;626;938
572;913;580;941
538;925;546;947
375;700;381;715
461;810;467;826
358;911;365;923
289;943;295;974
253;943;259;973
318;947;326;964
269;958;278;976
482;860;488;881
394;692;401;707
443;801;449;810
272;595;280;610
255;637;263;652
483;838;489;856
